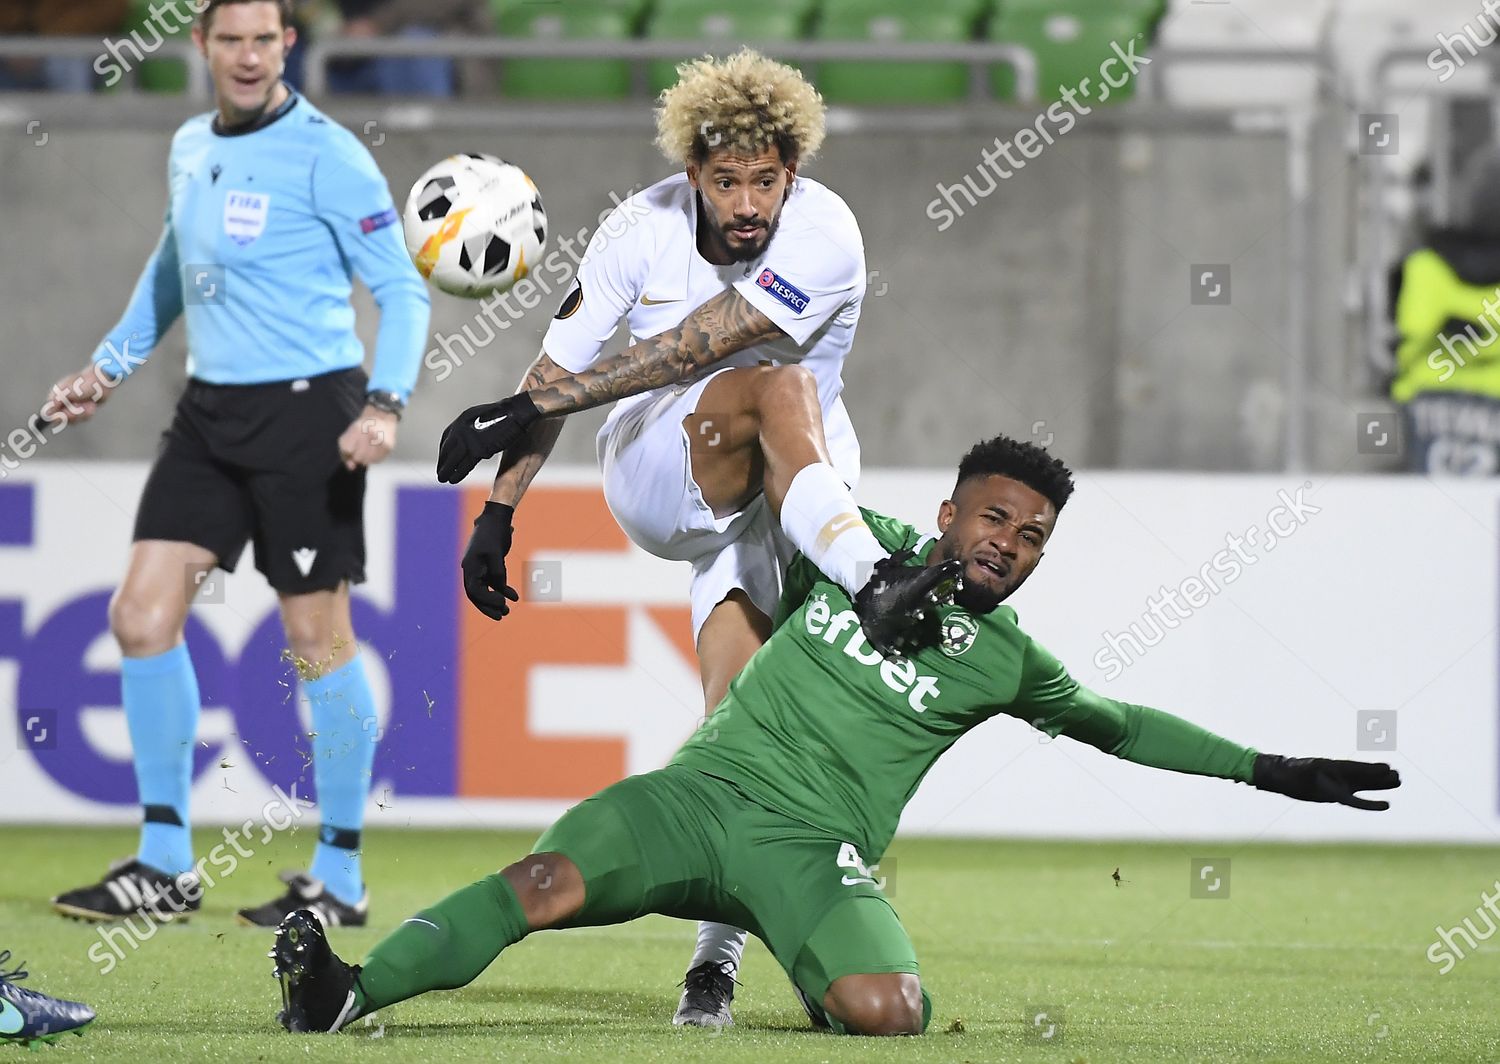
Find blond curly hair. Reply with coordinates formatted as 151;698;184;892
655;49;826;166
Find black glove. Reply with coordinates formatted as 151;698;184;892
852;551;963;657
461;502;519;620
1251;753;1400;811
436;392;543;484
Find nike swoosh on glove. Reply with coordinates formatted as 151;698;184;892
436;392;542;484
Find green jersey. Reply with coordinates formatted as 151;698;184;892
671;509;1257;860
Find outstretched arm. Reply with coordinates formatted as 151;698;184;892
1015;642;1400;810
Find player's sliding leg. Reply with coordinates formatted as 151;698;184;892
781;896;930;1036
687;364;963;654
673;591;769;1027
274;768;725;1033
239;585;375;928
273;853;584;1033
52;540;213;923
819;974;928;1036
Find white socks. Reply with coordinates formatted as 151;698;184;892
691;921;748;976
778;463;885;595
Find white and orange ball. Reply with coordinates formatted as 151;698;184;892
402;153;546;299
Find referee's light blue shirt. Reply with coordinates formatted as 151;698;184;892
92;90;430;400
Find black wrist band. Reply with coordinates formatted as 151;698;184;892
366;390;406;418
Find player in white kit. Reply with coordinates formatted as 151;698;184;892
434;49;957;1027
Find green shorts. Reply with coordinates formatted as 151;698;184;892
533;765;921;1011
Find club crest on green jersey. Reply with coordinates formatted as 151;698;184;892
939;610;979;657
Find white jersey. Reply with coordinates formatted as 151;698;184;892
541;172;867;486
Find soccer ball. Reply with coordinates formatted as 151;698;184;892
402;153;547;299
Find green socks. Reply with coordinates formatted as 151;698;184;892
355;872;529;1013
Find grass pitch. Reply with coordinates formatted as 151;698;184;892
1;826;1495;1062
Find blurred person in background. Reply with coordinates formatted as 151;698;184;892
1389;148;1500;475
0;0;129;91
328;0;490;97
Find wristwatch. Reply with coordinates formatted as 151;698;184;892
365;389;406;419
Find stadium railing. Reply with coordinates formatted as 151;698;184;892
0;36;209;100
295;37;1042;103
0;35;1040;104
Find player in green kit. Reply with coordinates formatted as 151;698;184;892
269;434;1401;1037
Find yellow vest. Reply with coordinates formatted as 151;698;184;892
1392;248;1500;403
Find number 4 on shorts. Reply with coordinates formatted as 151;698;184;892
837;842;883;888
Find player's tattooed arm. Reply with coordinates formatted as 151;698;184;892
527;289;783;417
489;353;569;506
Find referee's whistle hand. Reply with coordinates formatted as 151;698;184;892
339;406;399;470
37;364;112;431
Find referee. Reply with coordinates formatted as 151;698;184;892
43;0;430;928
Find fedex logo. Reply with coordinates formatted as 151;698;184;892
802;593;941;713
0;484;460;803
756;269;810;313
0;479;698;811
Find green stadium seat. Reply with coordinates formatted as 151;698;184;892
999;0;1160;12
491;0;650;26
645;8;807;96
127;0;194;93
821;0;990;30
496;4;635;101
814;2;976;106
988;9;1151;104
654;0;817;20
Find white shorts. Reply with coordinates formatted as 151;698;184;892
598;367;799;641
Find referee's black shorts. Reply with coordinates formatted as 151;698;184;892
134;367;369;594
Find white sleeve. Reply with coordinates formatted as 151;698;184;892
542;204;648;373
733;219;865;346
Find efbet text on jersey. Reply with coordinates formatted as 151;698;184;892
803;594;942;713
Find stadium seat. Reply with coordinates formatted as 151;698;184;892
491;0;651;30
1330;0;1494;102
821;0;991;29
987;8;1152;104
654;0;817;20
1327;0;1493;177
496;4;635;101
645;8;807;96
126;0;193;93
814;2;976;106
1000;0;1162;16
1154;0;1331;108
